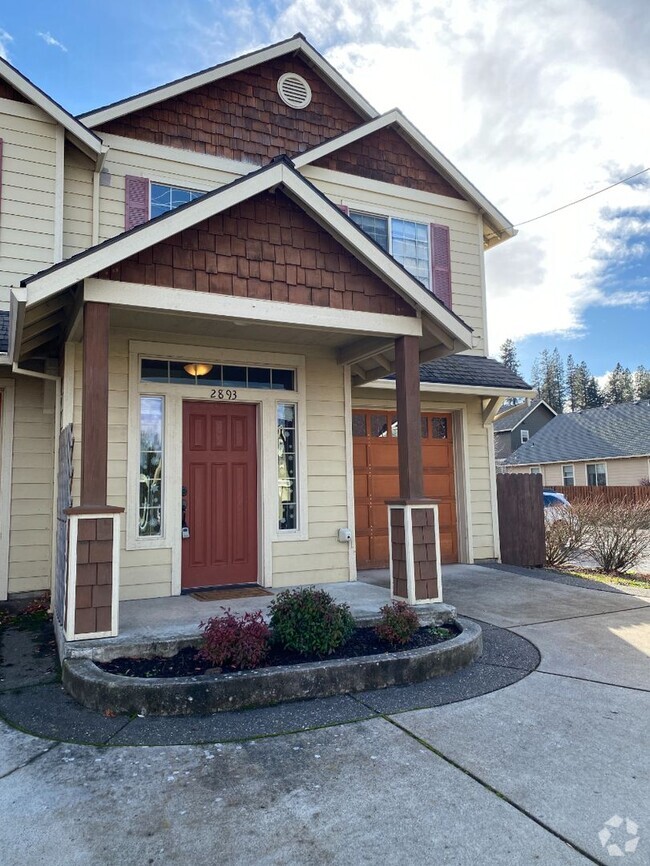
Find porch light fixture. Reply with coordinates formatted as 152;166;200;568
183;362;213;377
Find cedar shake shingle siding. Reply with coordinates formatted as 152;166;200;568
94;190;416;316
0;79;28;102
96;57;365;164
314;127;463;198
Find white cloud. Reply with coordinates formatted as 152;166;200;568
37;31;68;52
0;28;13;60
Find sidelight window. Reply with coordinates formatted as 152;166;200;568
277;404;297;531
139;396;164;537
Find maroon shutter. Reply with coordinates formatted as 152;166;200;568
337;204;349;214
430;223;451;307
125;175;150;231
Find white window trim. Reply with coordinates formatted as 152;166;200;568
349;209;431;288
530;466;542;475
586;461;608;487
562;464;575;486
520;429;529;443
128;341;308;592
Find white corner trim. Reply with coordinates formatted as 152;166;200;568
343;364;357;582
486;423;501;562
0;57;102;158
0;379;15;600
84;278;423;338
80;37;377;128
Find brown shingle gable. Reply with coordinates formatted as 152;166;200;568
313;126;463;199
94;189;416;316
96;56;365;164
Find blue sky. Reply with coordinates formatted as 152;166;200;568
1;0;648;384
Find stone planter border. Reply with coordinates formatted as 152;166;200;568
62;617;482;716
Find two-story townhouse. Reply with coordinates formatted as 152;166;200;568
0;35;531;645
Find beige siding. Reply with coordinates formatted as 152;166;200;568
62;144;94;258
351;387;499;561
0;99;57;299
7;376;54;594
303;166;487;352
511;458;650;487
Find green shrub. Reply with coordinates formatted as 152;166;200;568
269;587;355;656
374;600;419;647
199;608;270;670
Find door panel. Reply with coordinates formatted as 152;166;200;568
182;402;257;588
353;409;458;568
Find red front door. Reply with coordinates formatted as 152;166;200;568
182;402;258;589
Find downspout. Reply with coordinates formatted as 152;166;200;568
11;362;62;606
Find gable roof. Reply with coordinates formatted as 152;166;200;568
21;155;473;353
504;401;650;465
79;34;377;128
0;57;103;162
493;398;556;433
296;109;516;247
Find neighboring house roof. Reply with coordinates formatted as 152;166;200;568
493;398;556;433
78;34;377;127
0;56;103;161
0;310;9;354
505;401;650;465
296;109;515;247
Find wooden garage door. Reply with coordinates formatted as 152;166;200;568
353;410;458;568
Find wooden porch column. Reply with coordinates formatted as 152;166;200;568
395;335;423;499
80;301;110;507
64;300;121;641
388;335;443;605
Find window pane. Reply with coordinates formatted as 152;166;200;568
278;403;297;530
562;465;574;486
391;218;430;288
352;413;367;437
431;417;448;439
169;361;197;384
141;359;169;383
421;416;428;438
139;397;163;537
349;212;389;251
150;183;203;219
248;367;272;389
223;365;247;387
371;414;389;437
391;416;398;437
271;369;295;391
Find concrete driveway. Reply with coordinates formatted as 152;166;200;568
1;565;648;865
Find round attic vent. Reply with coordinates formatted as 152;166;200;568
277;73;312;109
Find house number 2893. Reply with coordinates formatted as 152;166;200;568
210;388;238;400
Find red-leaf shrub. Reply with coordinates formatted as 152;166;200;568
374;600;419;647
199;608;270;670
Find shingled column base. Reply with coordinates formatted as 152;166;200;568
388;500;442;605
64;506;123;641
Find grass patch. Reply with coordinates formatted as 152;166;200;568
560;568;650;590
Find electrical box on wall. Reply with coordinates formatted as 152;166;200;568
338;528;352;543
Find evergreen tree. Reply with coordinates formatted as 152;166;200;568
532;348;565;413
566;355;578;411
605;363;635;404
499;339;520;376
584;376;604;408
634;365;650;400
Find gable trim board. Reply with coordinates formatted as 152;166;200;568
0;56;103;162
79;34;377;128
21;159;474;361
294;110;516;247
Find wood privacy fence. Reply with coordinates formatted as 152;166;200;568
496;473;545;567
548;485;650;504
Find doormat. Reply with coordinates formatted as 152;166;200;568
190;586;273;601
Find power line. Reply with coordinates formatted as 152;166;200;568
513;166;650;228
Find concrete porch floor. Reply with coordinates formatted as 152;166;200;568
62;568;459;660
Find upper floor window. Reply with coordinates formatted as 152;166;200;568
520;429;530;443
349;211;431;288
587;462;607;487
150;183;204;219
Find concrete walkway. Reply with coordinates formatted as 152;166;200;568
1;564;648;865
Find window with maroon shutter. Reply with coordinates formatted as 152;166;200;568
125;175;150;231
430;223;452;307
337;204;349;214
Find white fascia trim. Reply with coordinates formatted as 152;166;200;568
294;109;516;241
0;57;102;159
358;379;537;398
80;37;377;128
101;133;260;179
85;278;423;337
24;160;472;349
